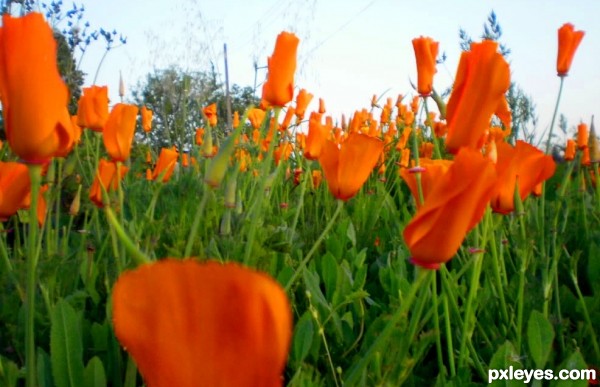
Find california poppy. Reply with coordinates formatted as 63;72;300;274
77;85;109;132
304;112;330;160
577;122;589;149
262;32;299;107
403;148;497;269
152;148;179;182
564;139;576;161
89;159;128;208
399;158;452;208
412;36;439;96
294;89;313;121
112;259;292;387
557;23;585;77
318;132;384;201
103;103;139;162
490;140;556;215
140;106;153;133
0;12;74;163
0;161;30;221
203;103;218;127
248;108;266;130
445;40;511;154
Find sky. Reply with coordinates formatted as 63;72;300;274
46;0;600;142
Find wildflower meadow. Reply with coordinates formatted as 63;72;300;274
0;2;599;387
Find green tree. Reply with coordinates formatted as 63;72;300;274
132;66;259;151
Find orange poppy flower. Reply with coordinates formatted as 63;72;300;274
490;140;556;215
112;259;292;387
564;139;576;161
445;40;511;154
304;112;330;160
0;12;74;163
412;36;439;96
262;32;300;107
232;111;240;128
577;122;589;149
0;161;30;221
294;88;313;121
140;106;153;133
195;127;205;146
280;106;295;132
312;170;323;189
318;98;326;114
89;159;128;208
399;158;452;208
151;148;179;182
103;103;139;162
203;103;218;127
77;85;109;132
403;148;497;269
557;23;585;77
248;108;266;130
318;133;384;201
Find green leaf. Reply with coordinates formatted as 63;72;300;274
488;341;524;387
346;221;356;247
292;312;314;364
51;299;85;387
321;253;338;303
588;243;600;294
0;356;20;387
550;351;589;387
527;310;555;368
84;357;107;387
37;348;53;387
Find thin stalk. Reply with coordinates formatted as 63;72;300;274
545;76;565;154
104;207;150;266
183;188;210;258
284;199;343;292
431;272;445;380
25;164;43;387
343;268;433;385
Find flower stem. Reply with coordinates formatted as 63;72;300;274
26;163;43;387
284;199;343;292
545;76;565;154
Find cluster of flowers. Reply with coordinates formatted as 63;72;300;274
0;10;587;386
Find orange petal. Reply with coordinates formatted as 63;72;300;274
112;259;292;387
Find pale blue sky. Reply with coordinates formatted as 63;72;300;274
69;0;598;141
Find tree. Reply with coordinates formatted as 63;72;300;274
132;66;259;151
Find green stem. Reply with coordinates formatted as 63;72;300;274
26;163;43;387
343;268;433;385
183;188;210;258
422;97;442;159
104;207;150;267
442;292;456;378
431;272;445;380
284;199;344;292
545;76;565;154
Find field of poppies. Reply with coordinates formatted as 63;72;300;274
0;8;599;387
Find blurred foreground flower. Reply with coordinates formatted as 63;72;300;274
112;259;292;387
262;32;300;107
318;132;384;201
0;12;74;163
556;23;584;77
403;148;497;269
